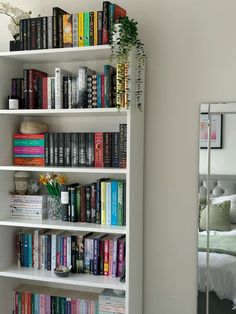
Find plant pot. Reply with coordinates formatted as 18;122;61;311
47;195;62;220
9;40;21;51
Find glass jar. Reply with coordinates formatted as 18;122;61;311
47;195;62;220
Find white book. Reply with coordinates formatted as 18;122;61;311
55;67;71;109
66;235;71;268
47;77;52;109
51;230;63;271
47;16;53;49
11;213;46;220
72;14;78;47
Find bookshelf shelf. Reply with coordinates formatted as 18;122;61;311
0;108;128;117
0;46;111;63
0;166;127;174
0;266;126;290
0;218;127;234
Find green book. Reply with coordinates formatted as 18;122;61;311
83;12;90;46
76;186;81;222
13;139;45;146
31;293;35;314
118;180;124;226
18;292;22;314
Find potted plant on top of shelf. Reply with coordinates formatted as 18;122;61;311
110;16;146;111
0;2;31;51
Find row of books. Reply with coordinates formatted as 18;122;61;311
18;2;126;51
12;285;99;314
99;289;125;314
16;230;126;278
61;178;126;225
11;63;128;110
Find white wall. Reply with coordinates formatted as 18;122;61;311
200;114;236;174
2;1;236;314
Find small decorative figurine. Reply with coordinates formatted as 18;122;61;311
14;171;30;195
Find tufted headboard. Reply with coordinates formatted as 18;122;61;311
199;175;236;198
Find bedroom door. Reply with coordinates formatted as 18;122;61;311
198;102;236;314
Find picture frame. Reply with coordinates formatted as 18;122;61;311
200;113;223;149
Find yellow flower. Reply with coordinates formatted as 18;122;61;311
57;175;68;185
39;175;48;185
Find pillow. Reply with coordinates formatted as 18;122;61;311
211;194;236;224
199;200;231;231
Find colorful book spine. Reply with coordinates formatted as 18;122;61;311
72;14;78;47
94;12;98;46
83;12;90;46
63;14;73;47
117;237;125;277
101;181;106;225
111;180;118;225
106;181;111;225
97;11;103;45
89;12;94;46
119;124;127;168
78;12;84;47
111;132;120;167
102;1;111;44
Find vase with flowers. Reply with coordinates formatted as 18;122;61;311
39;173;68;220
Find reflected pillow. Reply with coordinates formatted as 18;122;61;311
199;200;231;231
211;194;236;224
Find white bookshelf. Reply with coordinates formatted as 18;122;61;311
0;46;144;314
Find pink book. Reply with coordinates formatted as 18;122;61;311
63;236;67;266
14;146;45;154
117;237;125;277
71;299;77;314
109;239;113;276
91;300;95;314
40;294;46;314
45;295;51;314
101;74;105;108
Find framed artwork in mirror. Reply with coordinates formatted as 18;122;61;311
200;113;223;149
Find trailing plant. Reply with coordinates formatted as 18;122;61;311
110;16;146;111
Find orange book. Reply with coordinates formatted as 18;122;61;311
63;14;73;47
13;157;45;166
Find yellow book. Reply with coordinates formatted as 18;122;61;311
94;11;98;46
101;181;106;225
78;12;84;47
63;14;73;48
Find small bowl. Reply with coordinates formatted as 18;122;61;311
54;265;72;277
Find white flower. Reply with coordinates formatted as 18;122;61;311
0;2;31;39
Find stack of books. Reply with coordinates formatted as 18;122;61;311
13;133;45;166
12;285;100;313
99;289;125;313
10;195;47;220
18;2;126;50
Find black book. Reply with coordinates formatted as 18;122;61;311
119;124;127;168
47;234;52;270
37;77;43;109
64;133;71;166
102;2;111;45
103;132;112;167
22;19;27;50
71;133;79;167
89;12;94;46
85;185;91;223
61;184;69;221
23;69;29;109
30;18;37;50
63;76;69;109
26;19;31;50
85;133;94;167
58;133;64;166
70;186;77;222
36;17;43;50
53;133;59;166
78;133;86;167
45;133;49;166
111;132;120;167
90;182;97;223
42;16;48;49
53;7;68;48
19;19;25;50
97;11;103;45
71;235;77;273
49;133;54;166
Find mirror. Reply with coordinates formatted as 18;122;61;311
198;103;236;314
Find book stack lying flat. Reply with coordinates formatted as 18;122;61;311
13;133;45;166
10;195;47;220
99;289;125;314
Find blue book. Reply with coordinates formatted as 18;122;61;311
14;154;45;158
23;233;29;267
96;74;102;108
104;65;111;107
111;180;118;225
106;181;111;225
34;294;39;314
28;233;32;267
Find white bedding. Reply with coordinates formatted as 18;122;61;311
198;224;236;309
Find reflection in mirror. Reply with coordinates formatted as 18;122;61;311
198;103;236;314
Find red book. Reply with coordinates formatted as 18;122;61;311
114;4;126;21
103;235;113;276
101;74;105;108
28;69;47;109
94;132;103;167
13;157;45;166
71;300;77;313
21;291;25;313
42;77;48;109
13;133;45;139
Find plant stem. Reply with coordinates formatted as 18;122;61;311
0;12;18;25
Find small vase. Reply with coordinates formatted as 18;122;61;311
47;195;62;220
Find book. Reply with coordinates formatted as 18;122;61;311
83;12;90;46
103;132;112;167
97;11;103;45
28;69;47;109
94;132;103;168
102;1;111;45
119;124;127;168
55;67;72;109
85;133;94;167
94;12;98;46
78;12;84;47
111;132;120;167
72;14;78;47
63;14;73;47
111;180;118;225
53;7;68;48
89;12;94;46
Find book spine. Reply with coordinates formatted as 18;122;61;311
89;238;94;274
85;132;94;167
76;186;81;222
64;133;71;166
80;186;86;222
93;238;100;275
76;66;87;108
117;238;125;277
51;234;57;270
112;238;118;277
70;187;76;222
118;180;124;225
71;133;78;167
83;238;90;273
47;16;53;49
103;132;112;167
37;77;43;109
89;12;94;46
109;3;115;43
30;18;36;50
63;14;73;47
55;67;62;109
51;77;55;109
14;146;44;154
102;2;110;44
111;132;120;167
58;133;65;166
76;235;85;274
58;14;64;48
83;12;90;46
104;65;112;107
49;133;54;166
94;12;98;46
111;180;118;225
13;158;45;166
36;17;42;49
119;124;127;168
54;133;59;166
106;181;111;225
91;74;97;108
44;133;49;166
96;74;102;107
108;239;113;276
47;77;52;109
123;180;126;226
67;236;71;267
101;181;106;225
61;185;69;221
71;77;77;108
71;235;76;273
87;75;93;108
42;16;48;49
97;11;103;45
63;76;69;109
114;4;127;21
68;76;72;109
19;19;24;50
42;77;48;109
23;69;29;109
104;239;109;276
13;133;45;139
101;73;105;107
90;183;97;223
99;239;104;275
78;12;84;47
72;14;78;47
116;63;125;108
96;180;101;224
47;234;52;270
85;185;91;223
94;132;103;168
23;19;27;50
78;133;86;166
